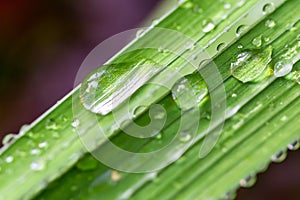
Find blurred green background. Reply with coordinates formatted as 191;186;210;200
0;0;298;199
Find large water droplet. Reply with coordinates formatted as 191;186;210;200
236;25;248;37
80;60;160;115
30;159;46;171
171;73;208;111
274;61;293;77
231;46;273;82
271;150;287;163
202;19;215;33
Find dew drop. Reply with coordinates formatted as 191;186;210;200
181;1;194;9
80;60;160;115
224;3;231;9
202;19;215;33
252;35;262;47
179;131;192;142
237;44;243;49
30;148;41;155
265;19;276;28
236;25;248;37
271;150;287;163
5;156;14;163
288;140;300;151
262;3;275;15
231;93;237;98
30;160;46;171
239;174;256;188
171;73;208;111
231;46;273;83
45;119;60;130
19;124;30;135
136;29;144;38
2;134;17;146
217;42;226;52
280;115;287;122
155;133;162;140
71;119;80;128
274;61;293;77
38;141;48;149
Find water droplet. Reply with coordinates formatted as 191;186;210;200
171;73;208;111
38;141;48;149
236;25;248;37
265;19;276;28
252;35;262;47
152;19;159;26
217;42;226;51
179;131;191;142
285;70;300;84
202;19;215;33
111;170;122;182
2;134;17;145
71;119;80;128
181;1;194;9
231;93;237;98
231;46;273;83
224;3;231;9
288;140;300;151
240;174;256;188
30;148;41;155
271;150;287;163
222;190;237;200
274;61;293;77
155;133;162;140
262;3;274;15
19;124;30;135
280;115;287;122
5;156;14;163
80;60;160;115
30;160;45;171
136;29;144;38
45;119;60;130
237;44;243;49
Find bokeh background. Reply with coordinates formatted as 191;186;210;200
0;0;299;199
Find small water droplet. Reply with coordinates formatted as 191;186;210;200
30;160;46;171
181;1;194;9
240;174;256;188
2;134;17;145
202;19;215;33
231;46;273;83
179;131;191;142
271;150;287;163
231;93;238;98
155;133;162;140
30;148;41;155
252;35;262;47
274;61;293;77
237;44;243;49
236;25;248;37
45;119;60;130
288;140;300;151
71;119;80;128
111;170;122;182
280;115;287;121
5;156;14;163
136;29;144;38
262;3;275;15
19;124;30;135
38;141;48;149
224;3;231;9
217;42;226;51
152;19;159;26
265;19;276;28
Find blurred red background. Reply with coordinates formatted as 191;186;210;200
0;0;299;199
